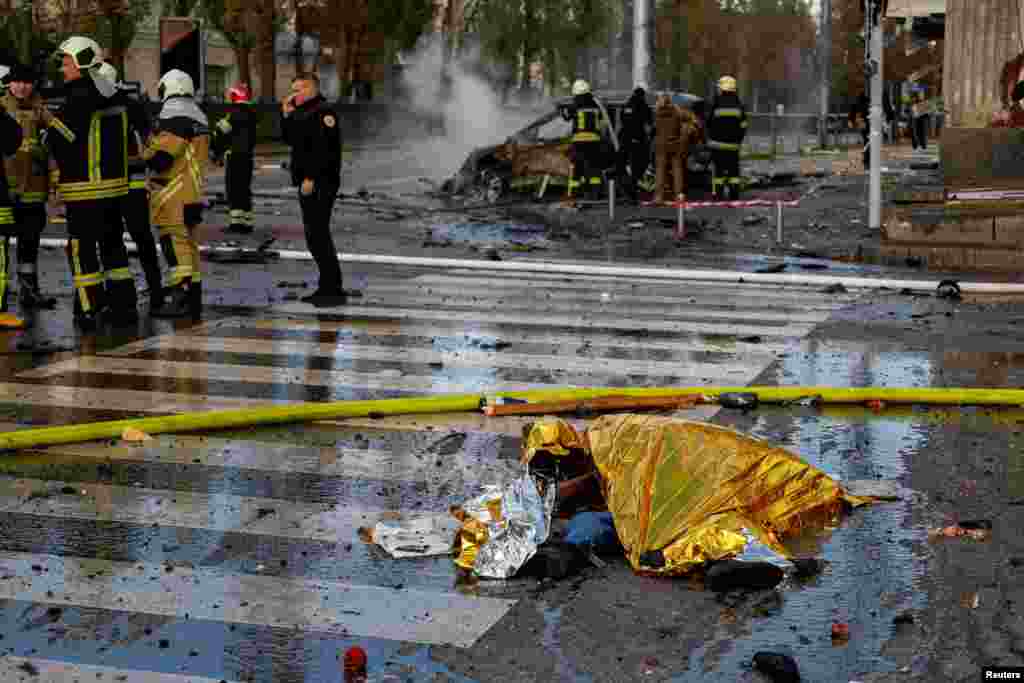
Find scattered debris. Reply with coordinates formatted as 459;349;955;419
17;661;39;676
752;652;801;683
718;392;759;411
276;281;309;289
843;480;903;501
343;646;368;682
832;621;851;641
929;520;992;540
518;542;586;580
743;215;767;226
756;263;787;274
483;248;502;261
893;612;915;625
121;427;154;443
791;557;826;578
936;280;962;301
738;335;764;344
482;394;701;417
0;313;26;329
865;399;886;414
371;515;461;558
799;263;828;270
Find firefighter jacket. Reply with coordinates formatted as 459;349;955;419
1;91;51;204
113;88;153;191
211;104;256;161
567;93;605;143
0;105;23;227
281;95;341;187
44;76;131;202
655;100;685;154
706;92;748;152
143;97;210;229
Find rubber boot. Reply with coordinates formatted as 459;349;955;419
18;272;57;310
151;282;191;319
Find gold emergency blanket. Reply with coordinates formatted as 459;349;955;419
568;415;869;575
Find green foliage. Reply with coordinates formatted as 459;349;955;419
162;0;202;17
468;0;615;94
91;0;155;66
0;5;58;67
200;0;255;49
367;0;435;60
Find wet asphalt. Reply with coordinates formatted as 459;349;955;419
0;147;1020;682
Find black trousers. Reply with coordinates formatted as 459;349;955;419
14;201;46;270
65;198;137;318
299;180;342;293
912;116;929;149
121;187;163;294
226;151;254;225
619;137;650;199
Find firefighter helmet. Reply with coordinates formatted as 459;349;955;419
571;79;591;96
226;82;252;104
0;65;9;93
158;69;195;101
57;36;103;70
717;75;737;92
97;62;118;85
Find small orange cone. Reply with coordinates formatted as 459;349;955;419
342;646;367;682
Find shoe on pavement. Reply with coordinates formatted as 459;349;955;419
301;290;348;308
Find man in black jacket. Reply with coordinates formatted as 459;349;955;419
281;73;345;308
0;95;23;315
618;86;653;201
706;75;748;200
213;82;256;234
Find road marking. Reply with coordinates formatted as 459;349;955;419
0;382;282;414
0;550;514;647
0;658;239;683
0;476;459;546
22;340;768;383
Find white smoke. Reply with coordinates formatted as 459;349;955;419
395;36;549;180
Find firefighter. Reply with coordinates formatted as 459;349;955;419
281;73;346;307
1;62;57;309
707;75;748;200
0;86;24;314
144;69;210;320
97;61;164;312
564;79;608;200
618;86;653;202
43;36;137;330
212;82;256;234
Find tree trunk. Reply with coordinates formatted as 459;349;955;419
257;35;276;102
234;45;252;88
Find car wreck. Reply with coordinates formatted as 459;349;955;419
442;90;712;203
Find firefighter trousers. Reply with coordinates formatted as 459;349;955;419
569;141;607;198
299;180;343;294
65;198;138;319
0;225;11;312
121;187;163;295
711;149;741;198
13;201;46;274
158;222;201;290
226;151;254;229
654;150;685;203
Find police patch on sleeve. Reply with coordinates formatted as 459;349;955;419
323;115;336;128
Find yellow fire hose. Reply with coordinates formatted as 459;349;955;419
2;385;1024;451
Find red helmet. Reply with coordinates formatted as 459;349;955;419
226;83;252;103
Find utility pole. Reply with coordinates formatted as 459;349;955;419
819;0;831;149
867;0;883;230
633;0;651;89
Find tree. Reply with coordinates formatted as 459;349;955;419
222;0;285;101
201;0;256;88
88;0;154;74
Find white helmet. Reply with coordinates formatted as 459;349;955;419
0;65;9;94
158;69;195;101
97;62;118;85
57;36;103;70
571;79;591;96
718;75;737;93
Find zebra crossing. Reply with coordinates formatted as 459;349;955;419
0;267;859;681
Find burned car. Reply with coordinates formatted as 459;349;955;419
443;90;711;202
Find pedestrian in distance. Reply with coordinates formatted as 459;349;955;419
1;62;58;311
280;73;347;308
44;37;138;331
144;69;210;320
97;61;166;313
213;82;256;234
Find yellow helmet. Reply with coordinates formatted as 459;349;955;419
718;75;737;92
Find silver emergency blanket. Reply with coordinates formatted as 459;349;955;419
453;472;556;579
372;515;462;558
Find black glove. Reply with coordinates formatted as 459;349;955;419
183;203;203;227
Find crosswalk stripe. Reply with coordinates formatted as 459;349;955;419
0;382;283;414
216;317;797;354
215;305;818;340
0;476;458;547
21;341;770;384
24;433;508;484
0;658;238;683
0;550;514;647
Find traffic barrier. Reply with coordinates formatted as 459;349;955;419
643;196;801;241
4;386;1024;451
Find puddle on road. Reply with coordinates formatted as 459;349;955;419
429;221;549;249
